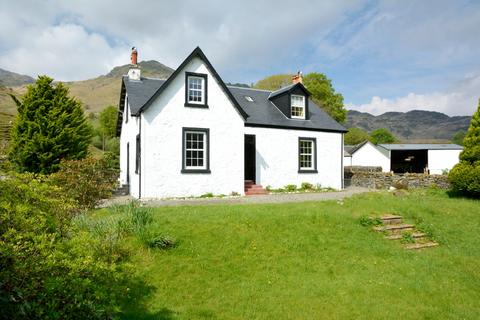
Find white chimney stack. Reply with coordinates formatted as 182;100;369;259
128;47;141;81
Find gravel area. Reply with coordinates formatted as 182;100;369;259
99;186;372;208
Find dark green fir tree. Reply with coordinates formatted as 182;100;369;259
9;76;92;174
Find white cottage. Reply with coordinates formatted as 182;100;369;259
117;47;347;199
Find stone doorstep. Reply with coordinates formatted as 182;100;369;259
385;232;426;240
405;242;439;250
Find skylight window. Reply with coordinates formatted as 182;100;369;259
244;96;254;102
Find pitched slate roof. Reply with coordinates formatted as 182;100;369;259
123;77;166;115
378;144;463;151
228;86;346;132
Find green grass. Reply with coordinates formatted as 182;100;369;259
93;189;480;319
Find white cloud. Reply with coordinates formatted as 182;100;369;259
347;73;480;116
0;23;128;80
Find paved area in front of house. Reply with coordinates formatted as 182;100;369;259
99;186;372;208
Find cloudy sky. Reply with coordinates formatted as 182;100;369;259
0;0;479;116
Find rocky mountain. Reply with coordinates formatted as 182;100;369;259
347;110;471;142
0;68;34;87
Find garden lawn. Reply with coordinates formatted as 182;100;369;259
96;189;480;319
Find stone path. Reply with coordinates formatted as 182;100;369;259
99;186;371;208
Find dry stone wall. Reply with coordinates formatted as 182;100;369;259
344;166;450;189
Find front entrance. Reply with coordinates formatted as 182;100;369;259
244;134;256;182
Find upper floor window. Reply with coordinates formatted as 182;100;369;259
291;95;305;119
185;72;208;107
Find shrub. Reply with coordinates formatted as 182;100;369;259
359;216;382;227
49;156;119;209
449;100;480;197
448;162;480;197
0;174;132;319
143;234;177;249
200;192;214;198
300;182;314;191
284;184;297;192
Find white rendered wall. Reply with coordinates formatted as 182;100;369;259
344;155;352;167
351;142;390;172
119;96;141;198
428;149;461;175
140;57;245;198
244;126;343;190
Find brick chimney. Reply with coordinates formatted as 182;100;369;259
131;47;138;65
128;47;141;81
292;71;303;84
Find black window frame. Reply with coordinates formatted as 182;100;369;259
298;137;318;173
184;72;208;108
135;134;140;174
181;127;211;174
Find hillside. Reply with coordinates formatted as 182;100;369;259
0;68;34;87
0;60;174;115
347;110;471;142
64;60;174;113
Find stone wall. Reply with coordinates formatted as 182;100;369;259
344;166;450;189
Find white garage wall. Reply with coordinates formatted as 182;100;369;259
428;149;462;174
140;57;245;198
244;126;343;190
351;142;390;172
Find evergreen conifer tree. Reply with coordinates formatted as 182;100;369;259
9;76;92;174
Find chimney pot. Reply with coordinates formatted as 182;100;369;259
131;47;138;66
292;71;303;84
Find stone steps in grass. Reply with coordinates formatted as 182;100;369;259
385;232;426;240
370;214;438;250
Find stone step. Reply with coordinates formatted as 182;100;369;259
385;232;426;240
405;242;439;250
245;185;265;190
373;224;415;232
245;190;268;195
381;215;403;225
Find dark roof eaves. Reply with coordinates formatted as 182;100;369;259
245;122;347;133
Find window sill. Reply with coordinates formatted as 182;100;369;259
184;102;209;108
181;169;211;174
298;169;318;174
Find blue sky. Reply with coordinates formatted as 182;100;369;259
0;0;479;116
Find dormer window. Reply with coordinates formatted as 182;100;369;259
185;72;208;108
291;95;305;119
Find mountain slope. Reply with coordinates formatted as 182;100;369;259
65;60;174;113
347;110;471;142
0;68;34;87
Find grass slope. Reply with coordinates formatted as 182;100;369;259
94;190;480;319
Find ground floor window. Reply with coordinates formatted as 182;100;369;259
298;137;317;173
182;127;210;173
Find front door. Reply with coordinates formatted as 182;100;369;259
244;135;256;182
